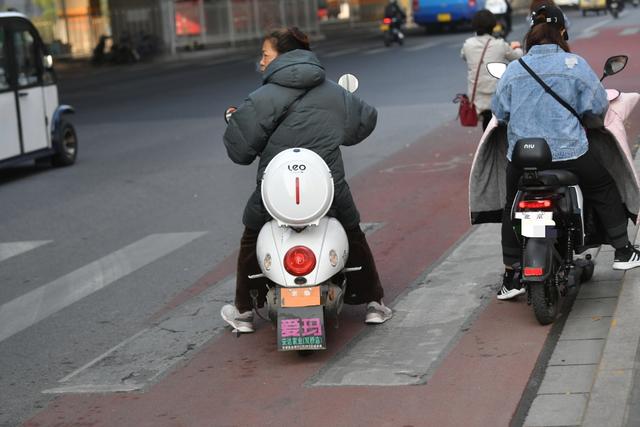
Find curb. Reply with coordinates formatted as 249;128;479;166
581;237;640;426
580;148;640;427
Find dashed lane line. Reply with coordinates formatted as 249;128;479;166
42;222;384;394
404;41;442;52
0;232;207;344
321;47;362;58
620;27;640;36
0;241;51;263
308;223;502;387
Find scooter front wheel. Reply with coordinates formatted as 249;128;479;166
529;280;559;325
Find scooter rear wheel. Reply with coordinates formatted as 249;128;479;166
530;280;559;325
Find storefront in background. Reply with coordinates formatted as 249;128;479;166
0;0;109;57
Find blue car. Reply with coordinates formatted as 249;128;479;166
412;0;486;32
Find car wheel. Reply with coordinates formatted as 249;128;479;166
52;120;78;167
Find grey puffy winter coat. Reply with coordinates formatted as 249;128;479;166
223;49;378;231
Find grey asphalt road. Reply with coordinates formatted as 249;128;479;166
0;9;636;426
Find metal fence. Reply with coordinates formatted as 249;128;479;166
173;0;319;48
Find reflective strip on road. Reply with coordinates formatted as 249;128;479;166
0;232;207;344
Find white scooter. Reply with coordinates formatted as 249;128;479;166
224;75;362;352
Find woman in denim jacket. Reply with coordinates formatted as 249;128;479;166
491;3;640;300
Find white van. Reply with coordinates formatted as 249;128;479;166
0;12;77;168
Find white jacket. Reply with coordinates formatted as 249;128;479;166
461;34;522;114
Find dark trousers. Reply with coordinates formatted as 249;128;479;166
480;110;492;131
235;225;385;312
502;150;629;266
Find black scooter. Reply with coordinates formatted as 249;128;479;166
381;17;404;47
487;55;630;325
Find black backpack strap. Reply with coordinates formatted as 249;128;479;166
518;58;585;128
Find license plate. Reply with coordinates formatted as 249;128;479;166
277;306;326;351
515;211;555;238
281;286;320;308
380;24;390;31
437;13;452;22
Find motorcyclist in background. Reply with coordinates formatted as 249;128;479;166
384;0;407;25
221;27;393;333
491;3;640;300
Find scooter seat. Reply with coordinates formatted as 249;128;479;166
536;170;579;186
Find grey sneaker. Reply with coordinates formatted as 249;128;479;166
220;304;254;333
365;301;393;324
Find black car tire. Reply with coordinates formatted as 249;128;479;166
52;120;78;167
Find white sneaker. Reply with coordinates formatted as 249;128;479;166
496;285;526;300
613;244;640;270
365;301;393;324
220;304;254;333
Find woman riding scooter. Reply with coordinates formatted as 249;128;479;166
221;27;392;333
491;3;640;299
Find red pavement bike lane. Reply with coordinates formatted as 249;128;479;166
26;27;640;427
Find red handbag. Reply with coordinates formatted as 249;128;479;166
455;39;491;127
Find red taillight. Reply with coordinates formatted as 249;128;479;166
468;0;477;7
524;267;544;276
518;200;552;209
383;17;392;24
284;246;316;277
413;0;419;11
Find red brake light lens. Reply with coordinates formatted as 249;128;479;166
284;246;316;277
518;200;552;209
524;267;544;277
383;17;392;24
468;0;477;7
413;0;419;11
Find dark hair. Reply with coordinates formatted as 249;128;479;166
263;27;311;54
524;2;570;52
472;10;497;36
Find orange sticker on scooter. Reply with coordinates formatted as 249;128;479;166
281;287;321;308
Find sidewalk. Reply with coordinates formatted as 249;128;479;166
519;143;640;427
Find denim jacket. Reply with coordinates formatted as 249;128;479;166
491;44;608;161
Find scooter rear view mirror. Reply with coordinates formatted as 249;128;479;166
602;55;628;81
224;106;237;124
486;62;508;79
338;74;359;93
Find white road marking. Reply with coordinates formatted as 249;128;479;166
308;224;503;387
364;47;392;55
404;41;441;52
42;222;385;394
575;18;613;39
0;232;207;344
43;276;236;394
0;241;51;262
620;27;640;36
323;48;361;58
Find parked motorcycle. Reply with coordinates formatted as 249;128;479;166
479;56;637;325
223;74;363;352
381;16;405;46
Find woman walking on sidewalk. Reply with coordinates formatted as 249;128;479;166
461;10;522;130
220;27;392;333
